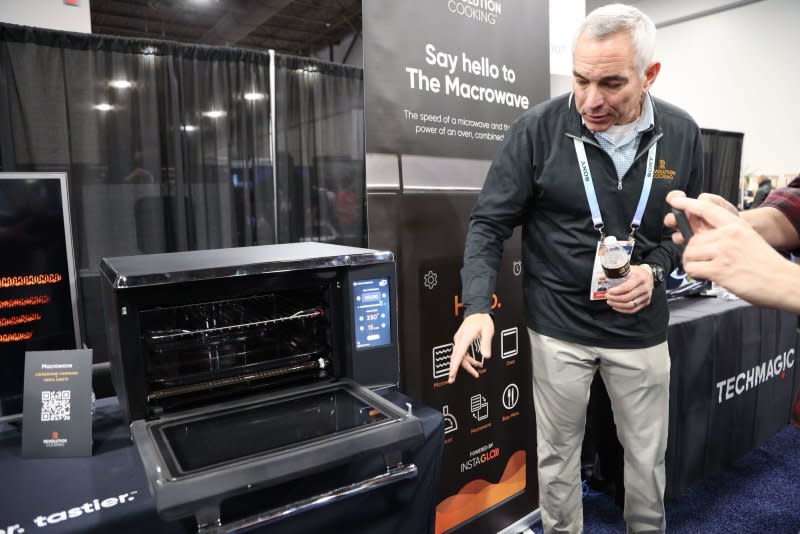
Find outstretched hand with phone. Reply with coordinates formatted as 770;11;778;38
664;191;739;244
664;190;795;309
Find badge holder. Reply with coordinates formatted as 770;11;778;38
589;235;634;301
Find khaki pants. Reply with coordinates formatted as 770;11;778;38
528;329;670;534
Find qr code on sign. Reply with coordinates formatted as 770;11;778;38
41;390;71;422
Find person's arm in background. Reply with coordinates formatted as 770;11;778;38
744;178;800;249
679;177;800;250
741;207;800;249
449;118;534;383
666;191;800;313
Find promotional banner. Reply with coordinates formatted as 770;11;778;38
365;0;549;162
420;246;530;533
368;184;538;534
364;2;549;530
0;173;81;415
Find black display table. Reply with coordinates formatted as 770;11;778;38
0;391;444;534
585;297;800;500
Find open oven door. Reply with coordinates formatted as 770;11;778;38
131;378;423;532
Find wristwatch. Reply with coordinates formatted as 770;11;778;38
640;263;665;286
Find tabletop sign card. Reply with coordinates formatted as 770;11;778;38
21;349;92;458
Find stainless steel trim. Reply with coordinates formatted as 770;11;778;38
495;508;541;534
0;412;21;425
202;463;418;533
269;49;278;244
93;361;111;374
365;183;402;191
400;154;490;190
60;173;82;349
402;185;483;191
365;153;401;189
100;243;395;288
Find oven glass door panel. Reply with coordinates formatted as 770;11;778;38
156;384;389;475
139;292;331;409
131;379;423;520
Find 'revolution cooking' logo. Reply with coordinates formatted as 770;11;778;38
446;0;502;25
654;159;676;180
43;431;68;448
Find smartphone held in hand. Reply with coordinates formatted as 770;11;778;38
671;208;694;241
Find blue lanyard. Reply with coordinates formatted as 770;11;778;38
573;138;657;240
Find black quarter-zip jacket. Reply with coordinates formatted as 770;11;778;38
461;92;704;349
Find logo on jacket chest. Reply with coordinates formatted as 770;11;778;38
654;159;676;180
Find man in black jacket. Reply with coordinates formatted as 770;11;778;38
448;4;703;533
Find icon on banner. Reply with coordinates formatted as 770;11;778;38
432;343;453;379
501;327;518;359
502;383;520;410
423;270;438;290
470;394;489;421
513;260;522;277
442;405;458;434
469;339;484;365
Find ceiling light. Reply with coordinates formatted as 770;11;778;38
141;46;157;55
294;65;319;74
202;110;226;119
109;80;133;89
181;125;198;132
93;103;114;111
244;92;265;101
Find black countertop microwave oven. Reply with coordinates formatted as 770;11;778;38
100;242;423;532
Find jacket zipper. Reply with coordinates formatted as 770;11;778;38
566;131;664;191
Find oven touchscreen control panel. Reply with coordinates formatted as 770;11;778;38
352;277;391;350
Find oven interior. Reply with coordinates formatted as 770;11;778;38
138;286;337;417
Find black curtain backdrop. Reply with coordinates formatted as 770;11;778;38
700;128;743;205
0;24;365;379
274;54;365;246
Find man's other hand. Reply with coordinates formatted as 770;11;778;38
449;313;494;383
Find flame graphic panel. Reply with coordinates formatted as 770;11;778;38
435;450;526;534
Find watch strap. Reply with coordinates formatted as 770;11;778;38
644;263;665;285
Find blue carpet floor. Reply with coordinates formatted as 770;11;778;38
535;424;800;533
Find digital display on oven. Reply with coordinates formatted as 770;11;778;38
353;277;391;350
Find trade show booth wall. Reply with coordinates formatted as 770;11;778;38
700;128;743;207
0;23;366;405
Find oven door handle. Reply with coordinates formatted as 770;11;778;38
199;462;418;533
